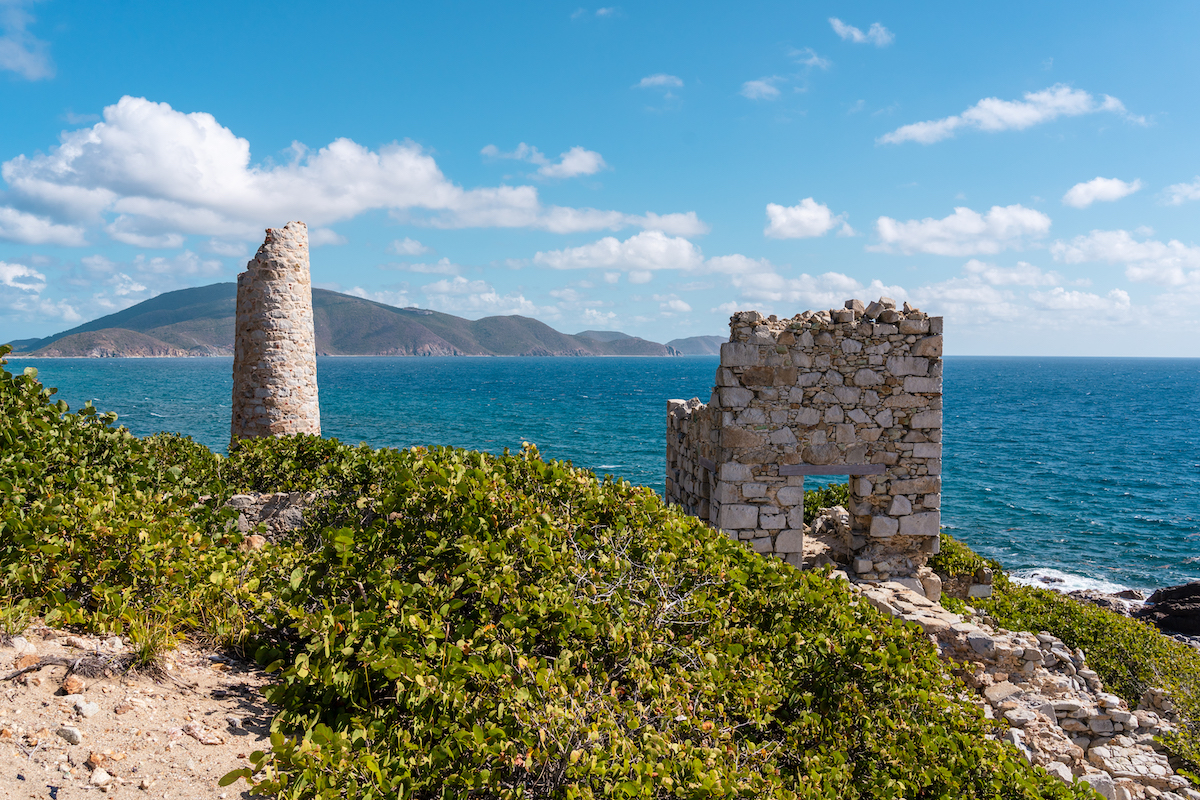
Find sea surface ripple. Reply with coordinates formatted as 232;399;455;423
13;355;1199;592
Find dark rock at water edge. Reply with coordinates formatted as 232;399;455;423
1136;580;1200;636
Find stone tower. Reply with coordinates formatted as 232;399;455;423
230;221;321;440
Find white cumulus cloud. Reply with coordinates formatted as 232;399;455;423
0;207;86;246
0;260;45;292
1164;177;1200;206
872;204;1051;256
1029;287;1131;311
1;96;694;246
534;230;703;273
879;84;1138;145
1062;177;1142;208
829;18;893;46
962;259;1063;286
420;276;553;318
764;198;851;239
1051;229;1200;286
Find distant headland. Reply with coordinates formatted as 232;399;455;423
5;282;725;358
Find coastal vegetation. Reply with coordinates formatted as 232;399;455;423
0;344;1131;797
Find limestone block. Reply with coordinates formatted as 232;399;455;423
968;583;993;598
787;506;805;529
769;427;797;445
898;318;929;335
775;529;804;552
888;495;912;515
847;408;871;424
716;368;740;386
841;338;862;354
903;376;942;394
720;342;761;367
776;486;804;506
714;482;741;504
742;365;775;385
870;516;899;538
853;368;883;386
795;407;820;426
791;351;812;368
912;335;943;357
925;459;942;475
742;483;767;498
854;558;873;573
833;386;861;404
910;410;942;429
737;407;766;424
750;537;774;554
719;504;759;529
721;426;764;449
912;443;942;458
923;493;941;508
719;462;753;482
853;477;873;496
898;511;938;537
760;511;786;530
874;408;894;427
824;406;844;423
920;571;942;602
801;443;841;464
719;387;754;408
892;577;926;596
835;424;856;443
886;356;929;377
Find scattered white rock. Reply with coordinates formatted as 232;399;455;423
56;725;82;745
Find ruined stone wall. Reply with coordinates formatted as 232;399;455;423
666;298;943;579
231;221;321;440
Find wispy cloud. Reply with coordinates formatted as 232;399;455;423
0;0;53;80
880;84;1141;145
829;18;893;47
1163;177;1200;206
481;142;608;179
740;78;782;101
634;73;682;89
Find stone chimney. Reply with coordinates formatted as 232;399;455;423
230;221;321;440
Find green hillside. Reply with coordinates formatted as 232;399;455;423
8;283;702;358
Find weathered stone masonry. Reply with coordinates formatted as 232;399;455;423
231;221;321;440
666;298;943;580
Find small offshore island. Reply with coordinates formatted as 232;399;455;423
2;223;1198;799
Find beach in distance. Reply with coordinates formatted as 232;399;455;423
17;353;1200;594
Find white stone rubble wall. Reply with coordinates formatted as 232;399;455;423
667;298;943;577
231;221;321;440
861;580;1199;800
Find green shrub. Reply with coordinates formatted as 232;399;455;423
803;482;848;524
2;347;1095;799
928;532;992;579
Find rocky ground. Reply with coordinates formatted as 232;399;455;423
858;580;1200;800
1;630;271;800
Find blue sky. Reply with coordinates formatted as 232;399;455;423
0;1;1197;355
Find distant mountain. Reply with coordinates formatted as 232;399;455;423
575;330;632;343
667;335;726;355
7;283;707;358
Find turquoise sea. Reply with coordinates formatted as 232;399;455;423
10;355;1200;593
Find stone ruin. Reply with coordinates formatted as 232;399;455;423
666;298;943;581
231;221;321;440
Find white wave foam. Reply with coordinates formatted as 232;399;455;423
1009;568;1133;596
